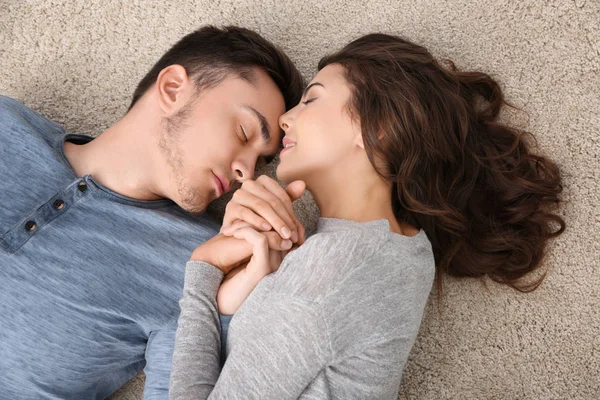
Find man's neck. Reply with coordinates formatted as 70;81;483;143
64;108;166;202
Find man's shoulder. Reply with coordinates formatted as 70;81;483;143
0;95;27;112
0;95;65;145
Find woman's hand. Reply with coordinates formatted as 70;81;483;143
190;230;292;275
220;176;306;244
229;226;287;283
214;224;289;315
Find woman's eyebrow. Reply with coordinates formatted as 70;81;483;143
302;82;325;98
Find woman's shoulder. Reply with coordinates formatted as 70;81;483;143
325;233;435;347
335;229;435;294
267;230;435;353
271;227;435;305
375;229;436;280
303;223;435;276
269;229;380;301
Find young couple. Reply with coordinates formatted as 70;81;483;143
0;25;564;399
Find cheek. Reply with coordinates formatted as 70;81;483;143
299;108;352;158
186;119;240;161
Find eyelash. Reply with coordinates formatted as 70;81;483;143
240;125;249;143
302;98;316;105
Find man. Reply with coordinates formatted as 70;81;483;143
0;26;303;398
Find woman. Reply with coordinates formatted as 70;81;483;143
169;33;564;399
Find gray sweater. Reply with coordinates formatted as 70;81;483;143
170;218;435;399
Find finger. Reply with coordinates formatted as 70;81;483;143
209;235;253;270
269;250;284;272
282;180;307;243
262;231;293;251
225;186;294;240
256;176;298;219
296;218;306;245
221;220;253;236
245;178;298;239
231;228;293;252
232;228;271;275
222;201;272;233
284;180;306;202
260;178;305;242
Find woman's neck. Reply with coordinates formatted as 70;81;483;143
307;169;407;234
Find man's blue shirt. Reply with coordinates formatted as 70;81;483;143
0;96;222;399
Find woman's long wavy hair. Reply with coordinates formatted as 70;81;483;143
319;34;565;294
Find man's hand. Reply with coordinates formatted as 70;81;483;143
221;176;306;244
190;232;292;275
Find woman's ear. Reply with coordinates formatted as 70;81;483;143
156;64;191;115
354;133;365;149
351;118;365;149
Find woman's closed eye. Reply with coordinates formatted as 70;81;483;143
302;98;316;105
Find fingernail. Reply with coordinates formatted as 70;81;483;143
281;240;292;250
291;231;298;242
262;223;272;231
281;227;291;239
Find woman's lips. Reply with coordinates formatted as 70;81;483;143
280;146;295;156
281;138;296;156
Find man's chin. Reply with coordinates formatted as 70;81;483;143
177;194;210;216
178;203;206;216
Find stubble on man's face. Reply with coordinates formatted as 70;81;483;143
159;102;210;215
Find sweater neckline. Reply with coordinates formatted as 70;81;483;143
317;217;425;241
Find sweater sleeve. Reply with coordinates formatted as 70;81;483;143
169;261;224;399
169;261;330;400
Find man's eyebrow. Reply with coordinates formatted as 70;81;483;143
303;82;325;98
242;104;270;144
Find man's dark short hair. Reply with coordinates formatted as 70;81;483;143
129;25;304;113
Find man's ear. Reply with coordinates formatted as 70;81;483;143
156;64;191;115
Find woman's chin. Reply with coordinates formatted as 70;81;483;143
276;163;300;184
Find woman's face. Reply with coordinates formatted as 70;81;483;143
276;64;363;184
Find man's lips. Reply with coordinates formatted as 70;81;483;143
213;173;230;196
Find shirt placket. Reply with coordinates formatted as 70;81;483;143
0;175;93;254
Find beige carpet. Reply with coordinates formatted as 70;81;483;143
1;0;598;399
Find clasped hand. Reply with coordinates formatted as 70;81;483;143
190;177;306;282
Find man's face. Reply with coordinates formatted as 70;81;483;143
159;68;285;214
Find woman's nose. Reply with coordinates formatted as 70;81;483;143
279;112;291;131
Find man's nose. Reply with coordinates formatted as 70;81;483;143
234;167;254;182
233;158;255;183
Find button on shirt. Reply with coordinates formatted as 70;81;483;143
0;96;223;399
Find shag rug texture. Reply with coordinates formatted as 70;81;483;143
1;1;598;399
